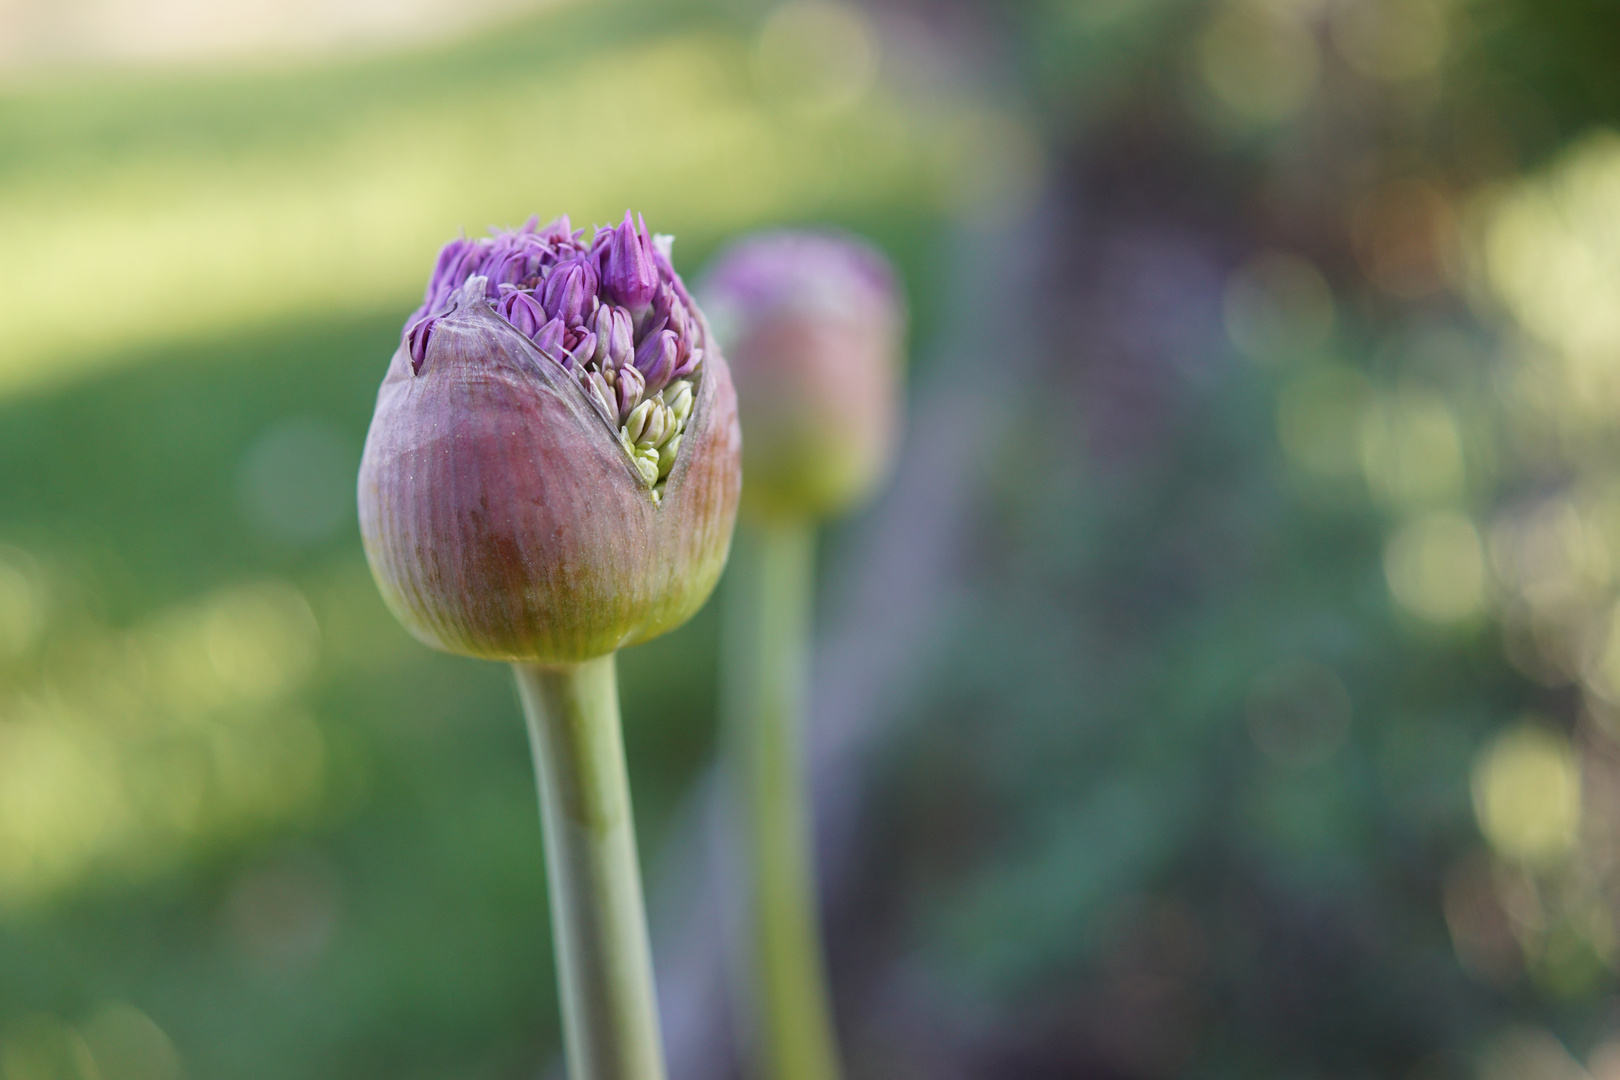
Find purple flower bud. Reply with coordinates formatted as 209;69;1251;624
699;229;906;521
536;214;578;244
594;304;634;370
662;286;689;341
647;284;675;336
427;238;474;304
541;258;598;327
633;329;679;394
566;330;597;371
498;291;546;339
613;363;646;417
602;210;658;312
359;241;741;662
534;316;567;361
670;346;702;383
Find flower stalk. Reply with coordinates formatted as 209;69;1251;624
701;230;904;1080
358;212;741;1080
515;656;666;1080
722;521;840;1080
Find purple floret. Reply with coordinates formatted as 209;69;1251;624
403;213;705;426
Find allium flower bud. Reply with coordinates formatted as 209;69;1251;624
359;214;742;663
699;230;906;522
603;210;659;312
541;257;599;326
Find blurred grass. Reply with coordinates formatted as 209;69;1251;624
0;2;959;1075
0;0;955;401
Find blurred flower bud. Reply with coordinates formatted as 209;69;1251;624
359;214;742;663
699;230;905;521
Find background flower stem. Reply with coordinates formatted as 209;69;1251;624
514;654;668;1080
724;520;843;1080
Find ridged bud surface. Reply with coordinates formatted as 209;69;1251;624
699;230;905;522
359;215;742;664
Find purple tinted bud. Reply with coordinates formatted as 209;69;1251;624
634;329;679;393
698;229;906;521
615;363;646;417
603;210;658;311
498;291;546;338
647;284;674;334
536;214;577;244
494;252;531;287
542;258;598;326
671;346;702;383
567;331;597;371
594;305;634;370
650;284;688;341
427;239;473;303
534;317;567;361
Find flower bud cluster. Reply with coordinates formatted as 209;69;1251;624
405;212;707;501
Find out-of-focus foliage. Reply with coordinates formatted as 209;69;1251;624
826;0;1620;1077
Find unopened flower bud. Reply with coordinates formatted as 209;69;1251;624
664;379;695;425
613;363;646;417
658;434;683;479
498;290;546;338
594;304;634;369
542;257;598;326
623;399;658;448
634;329;680;393
534;316;566;361
671;346;702;384
604;210;659;312
699;230;905;521
630;445;661;489
360;215;741;662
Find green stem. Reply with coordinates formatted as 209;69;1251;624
513;654;667;1080
723;521;843;1080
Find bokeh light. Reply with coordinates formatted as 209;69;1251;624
1385;511;1487;623
1195;1;1319;126
1472;723;1581;866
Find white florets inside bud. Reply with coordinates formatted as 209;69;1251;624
618;378;694;503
